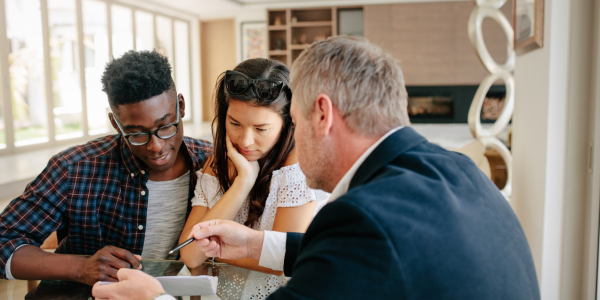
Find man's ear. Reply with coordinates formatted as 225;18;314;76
178;93;186;119
108;112;121;134
311;93;334;137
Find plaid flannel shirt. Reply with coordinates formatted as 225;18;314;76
0;135;212;279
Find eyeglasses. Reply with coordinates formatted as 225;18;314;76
225;70;287;101
112;100;180;146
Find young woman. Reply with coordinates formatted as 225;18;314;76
179;58;328;299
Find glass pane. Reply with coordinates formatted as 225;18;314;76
135;11;154;51
156;16;173;77
111;5;133;58
0;92;4;148
48;0;83;140
83;0;110;135
5;0;49;146
0;59;4;149
174;20;190;121
0;97;4;148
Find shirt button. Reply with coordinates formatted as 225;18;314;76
141;191;146;196
141;170;146;175
138;225;144;230
130;173;134;178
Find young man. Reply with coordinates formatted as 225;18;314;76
0;51;211;285
94;37;540;300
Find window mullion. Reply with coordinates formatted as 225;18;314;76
187;20;193;122
40;0;56;145
75;0;89;137
153;14;157;51
170;17;175;84
131;7;136;50
107;1;113;61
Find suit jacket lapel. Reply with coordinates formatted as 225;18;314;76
349;127;427;189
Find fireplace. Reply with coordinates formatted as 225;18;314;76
406;85;506;124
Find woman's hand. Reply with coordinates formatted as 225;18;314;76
226;135;260;187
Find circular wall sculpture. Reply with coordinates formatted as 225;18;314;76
467;0;515;199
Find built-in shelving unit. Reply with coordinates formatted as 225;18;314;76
267;6;362;67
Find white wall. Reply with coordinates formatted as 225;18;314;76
511;0;598;299
511;8;551;290
232;9;268;64
587;1;600;298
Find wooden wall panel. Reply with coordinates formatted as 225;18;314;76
364;4;392;49
200;19;236;122
364;1;513;86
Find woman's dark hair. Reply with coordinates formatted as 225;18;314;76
210;58;294;227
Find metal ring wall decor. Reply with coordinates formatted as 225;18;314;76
468;6;515;74
481;137;513;198
474;0;507;11
468;73;515;138
467;0;515;199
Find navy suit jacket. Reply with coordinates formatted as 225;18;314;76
268;127;539;299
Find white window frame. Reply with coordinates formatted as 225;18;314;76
0;0;194;156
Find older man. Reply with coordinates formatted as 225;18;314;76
93;37;540;300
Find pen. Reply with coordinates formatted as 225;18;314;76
169;237;195;254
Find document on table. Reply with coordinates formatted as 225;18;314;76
156;275;218;296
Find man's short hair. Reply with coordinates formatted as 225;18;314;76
290;36;410;137
102;50;175;108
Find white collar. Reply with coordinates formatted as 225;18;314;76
328;126;404;203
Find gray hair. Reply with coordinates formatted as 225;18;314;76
290;36;410;137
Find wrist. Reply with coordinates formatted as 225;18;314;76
232;175;255;192
71;256;88;283
247;230;264;261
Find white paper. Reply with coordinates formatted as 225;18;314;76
156;275;218;296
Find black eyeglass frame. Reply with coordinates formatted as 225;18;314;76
224;70;288;101
112;100;180;146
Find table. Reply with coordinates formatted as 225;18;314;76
0;259;287;299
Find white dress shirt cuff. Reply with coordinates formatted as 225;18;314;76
258;231;287;271
154;295;177;300
6;244;29;280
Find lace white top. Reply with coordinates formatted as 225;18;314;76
191;163;329;300
192;163;329;230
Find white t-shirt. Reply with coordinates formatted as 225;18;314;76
141;171;190;260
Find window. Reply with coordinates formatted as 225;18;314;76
135;11;154;51
0;82;4;148
48;0;83;140
0;0;194;155
111;5;133;59
156;16;173;77
5;0;49;146
83;0;109;135
174;20;190;120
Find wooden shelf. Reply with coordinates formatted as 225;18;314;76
269;50;287;55
268;6;362;66
291;21;332;27
290;44;307;50
268;25;286;31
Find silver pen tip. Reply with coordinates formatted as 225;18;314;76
168;251;173;254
